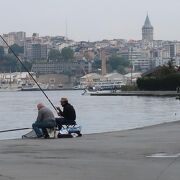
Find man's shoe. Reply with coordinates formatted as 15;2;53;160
37;135;43;138
44;135;50;139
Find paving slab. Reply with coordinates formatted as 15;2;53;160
0;121;180;180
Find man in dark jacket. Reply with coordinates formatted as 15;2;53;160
56;97;76;130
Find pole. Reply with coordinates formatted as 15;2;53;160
0;127;31;133
0;35;58;113
130;47;133;85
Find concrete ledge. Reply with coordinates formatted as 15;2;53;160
90;90;179;96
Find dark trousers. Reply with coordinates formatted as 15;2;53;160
32;120;56;137
55;118;76;130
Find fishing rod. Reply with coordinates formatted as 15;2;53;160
0;35;58;113
0;127;31;133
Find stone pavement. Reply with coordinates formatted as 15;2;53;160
0;121;180;180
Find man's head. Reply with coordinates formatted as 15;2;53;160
37;103;45;110
60;97;68;106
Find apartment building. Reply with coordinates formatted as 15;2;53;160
24;43;48;61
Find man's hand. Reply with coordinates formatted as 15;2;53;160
56;107;61;111
56;107;62;116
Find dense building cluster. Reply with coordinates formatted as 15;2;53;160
0;14;180;75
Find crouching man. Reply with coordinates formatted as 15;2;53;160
32;103;56;138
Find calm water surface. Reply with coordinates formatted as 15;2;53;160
0;90;179;139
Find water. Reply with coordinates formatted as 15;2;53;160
0;90;179;139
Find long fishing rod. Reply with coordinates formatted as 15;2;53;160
0;35;58;113
0;127;31;133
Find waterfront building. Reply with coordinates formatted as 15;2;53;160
124;72;142;84
80;73;103;83
0;72;36;84
31;60;89;76
104;72;127;83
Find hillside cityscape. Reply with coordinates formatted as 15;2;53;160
0;14;180;89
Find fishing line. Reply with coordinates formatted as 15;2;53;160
0;35;58;113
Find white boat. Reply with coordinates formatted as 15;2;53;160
82;81;125;95
21;82;49;91
73;85;85;90
0;84;22;92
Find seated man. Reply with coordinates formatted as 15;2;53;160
56;97;76;130
32;103;56;138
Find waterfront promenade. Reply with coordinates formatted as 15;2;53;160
0;121;180;180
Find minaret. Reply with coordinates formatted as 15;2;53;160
142;14;154;41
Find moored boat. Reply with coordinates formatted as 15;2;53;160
82;80;125;95
21;82;49;91
0;84;22;92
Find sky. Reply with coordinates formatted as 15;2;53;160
0;0;180;41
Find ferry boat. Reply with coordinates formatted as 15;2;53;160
82;81;125;95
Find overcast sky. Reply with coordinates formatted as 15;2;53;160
0;0;180;41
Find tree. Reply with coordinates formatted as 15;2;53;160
108;55;129;74
23;61;32;71
0;46;4;58
61;47;74;61
0;54;17;72
92;58;101;70
8;44;24;55
137;63;180;90
17;61;32;72
0;52;33;72
48;49;61;61
117;65;126;74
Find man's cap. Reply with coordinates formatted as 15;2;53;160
60;97;68;102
